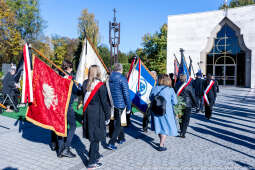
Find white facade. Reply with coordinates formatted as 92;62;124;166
167;5;255;88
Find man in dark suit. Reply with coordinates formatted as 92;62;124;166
203;74;217;120
175;74;198;138
193;71;204;113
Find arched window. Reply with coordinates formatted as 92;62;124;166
206;23;246;86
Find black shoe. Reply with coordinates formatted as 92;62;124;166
178;133;185;138
96;155;103;162
58;147;76;158
143;128;148;133
87;162;103;169
50;142;57;151
105;144;117;150
117;139;126;144
158;146;167;151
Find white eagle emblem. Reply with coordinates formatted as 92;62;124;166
42;84;58;111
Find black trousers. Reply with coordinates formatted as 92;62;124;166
88;140;100;165
51;131;58;144
58;107;76;150
196;96;204;112
108;108;124;145
180;108;191;136
142;109;151;131
205;105;213;119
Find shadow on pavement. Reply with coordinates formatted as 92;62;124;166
196;123;255;147
124;114;158;151
191;114;255;136
72;134;89;166
2;167;18;170
189;131;255;159
14;116;50;145
233;161;255;170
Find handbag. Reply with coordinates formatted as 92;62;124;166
106;78;114;120
150;86;168;116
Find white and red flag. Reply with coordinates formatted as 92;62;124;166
21;43;33;103
75;36;108;84
203;80;215;105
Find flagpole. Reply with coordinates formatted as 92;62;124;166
189;56;195;77
174;54;179;65
0;103;7;110
31;47;68;76
31;47;79;85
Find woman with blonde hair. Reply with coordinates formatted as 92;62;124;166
149;74;178;151
82;65;111;169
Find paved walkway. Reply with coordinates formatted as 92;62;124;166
0;87;255;170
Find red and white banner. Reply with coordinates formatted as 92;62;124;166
21;43;33;103
137;58;141;92
127;57;136;82
203;80;215;105
26;57;73;137
83;82;104;113
177;77;192;96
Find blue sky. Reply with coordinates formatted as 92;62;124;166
40;0;224;53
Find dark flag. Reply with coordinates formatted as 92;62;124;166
174;54;179;84
188;56;192;76
178;49;189;81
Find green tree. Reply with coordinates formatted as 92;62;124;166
51;35;68;66
32;36;53;60
6;0;45;42
78;9;99;47
50;35;79;66
98;44;111;68
66;38;79;62
74;9;99;70
220;0;255;9
0;0;22;64
138;24;167;74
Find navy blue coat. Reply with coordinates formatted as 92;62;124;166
109;72;131;111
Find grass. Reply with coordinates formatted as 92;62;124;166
0;102;84;127
0;102;141;128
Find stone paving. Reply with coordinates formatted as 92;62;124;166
0;87;255;170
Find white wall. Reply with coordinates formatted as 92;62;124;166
167;5;255;87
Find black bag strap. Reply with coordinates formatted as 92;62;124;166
154;86;168;97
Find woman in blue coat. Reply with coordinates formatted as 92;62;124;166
149;74;178;151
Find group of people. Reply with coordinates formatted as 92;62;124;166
50;61;131;169
2;60;217;170
141;70;217;152
51;60;218;170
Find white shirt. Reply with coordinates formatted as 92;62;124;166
83;80;100;105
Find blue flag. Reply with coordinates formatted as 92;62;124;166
188;56;192;76
128;59;156;113
178;52;189;81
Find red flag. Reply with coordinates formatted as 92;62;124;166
26;57;73;137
